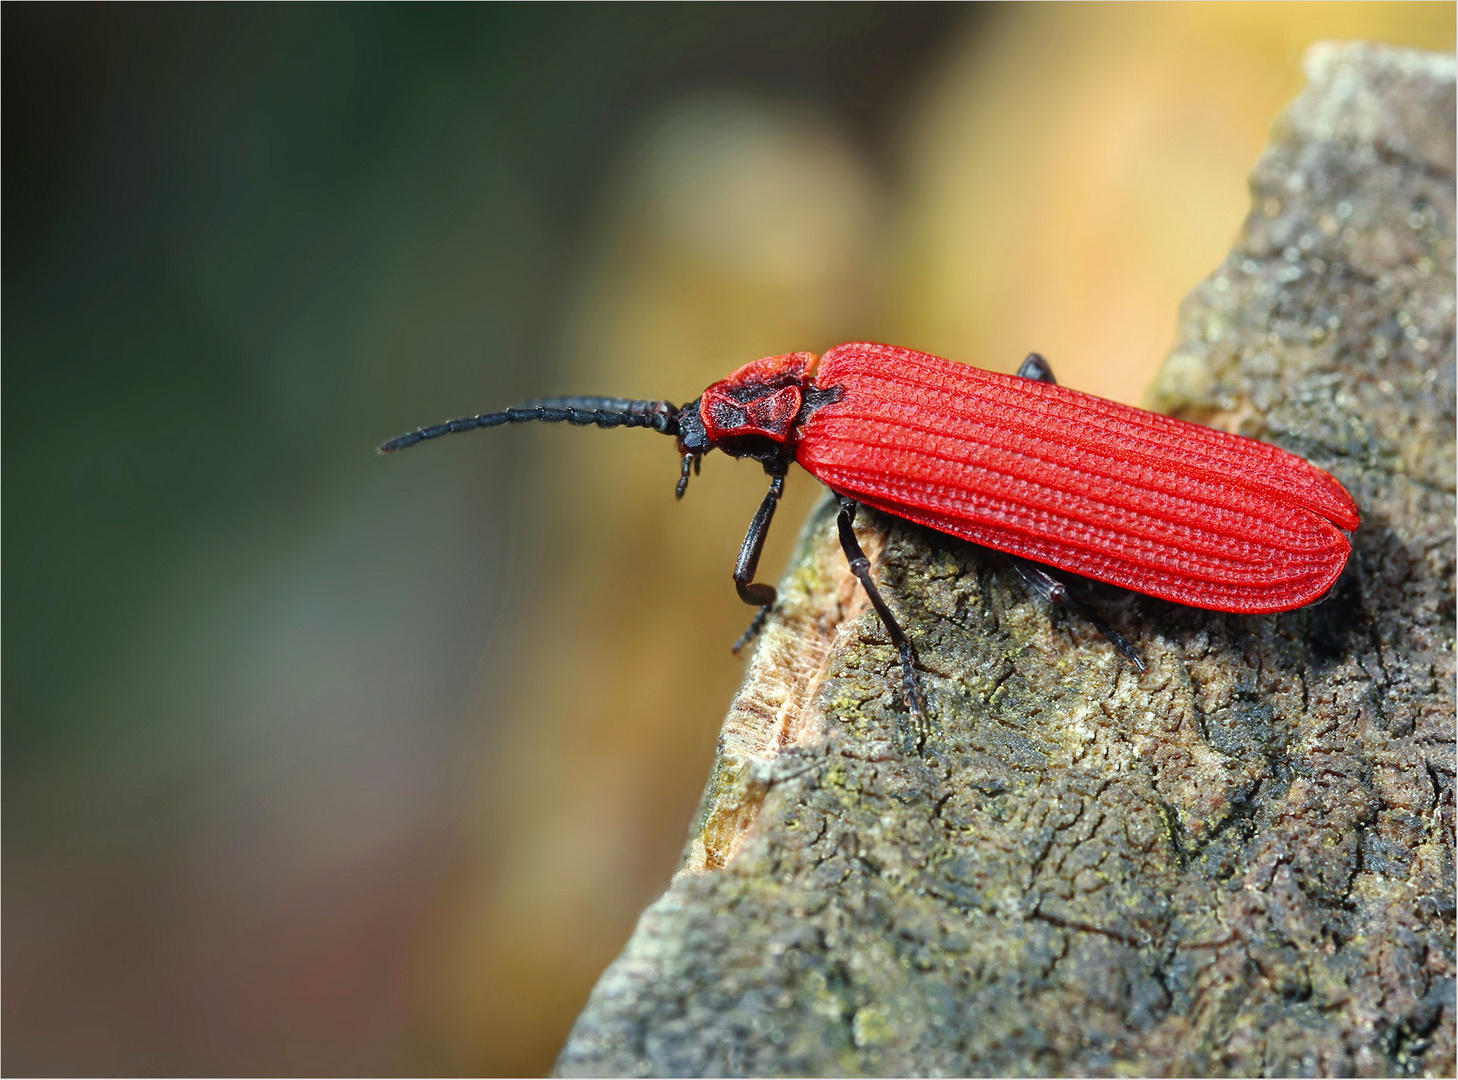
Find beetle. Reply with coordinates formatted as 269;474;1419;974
381;342;1361;722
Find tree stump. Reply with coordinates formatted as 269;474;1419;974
557;42;1455;1078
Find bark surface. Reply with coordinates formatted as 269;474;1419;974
557;42;1456;1078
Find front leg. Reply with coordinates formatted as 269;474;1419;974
836;497;924;726
731;470;785;653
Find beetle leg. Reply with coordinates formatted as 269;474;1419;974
1012;353;1146;671
731;471;785;654
732;605;773;654
675;452;700;499
1017;352;1057;383
1009;557;1147;672
836;497;924;727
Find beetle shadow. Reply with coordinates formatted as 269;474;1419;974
1299;506;1432;669
933;508;1399;678
846;502;1410;701
1144;507;1409;675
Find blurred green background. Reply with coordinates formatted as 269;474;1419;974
5;4;1450;1075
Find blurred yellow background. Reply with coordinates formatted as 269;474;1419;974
5;3;1451;1075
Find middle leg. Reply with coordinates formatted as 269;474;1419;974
731;469;785;654
1012;350;1146;670
836;497;924;725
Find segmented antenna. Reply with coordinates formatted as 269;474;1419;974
379;396;681;452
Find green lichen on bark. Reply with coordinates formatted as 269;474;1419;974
558;43;1455;1078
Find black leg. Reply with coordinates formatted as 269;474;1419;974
1008;558;1147;672
1011;351;1145;671
731;470;785;654
1017;352;1057;383
675;453;695;499
836;497;924;726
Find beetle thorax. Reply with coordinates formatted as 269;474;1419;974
701;382;804;444
693;350;820;462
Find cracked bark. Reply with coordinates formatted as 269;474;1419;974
557;43;1456;1078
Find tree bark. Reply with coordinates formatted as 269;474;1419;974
557;42;1456;1078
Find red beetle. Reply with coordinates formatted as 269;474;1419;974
382;343;1361;720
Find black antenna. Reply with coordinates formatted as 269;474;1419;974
379;396;681;453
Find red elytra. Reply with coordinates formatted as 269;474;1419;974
381;341;1362;714
698;343;1359;615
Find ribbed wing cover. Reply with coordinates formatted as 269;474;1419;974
796;343;1361;614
